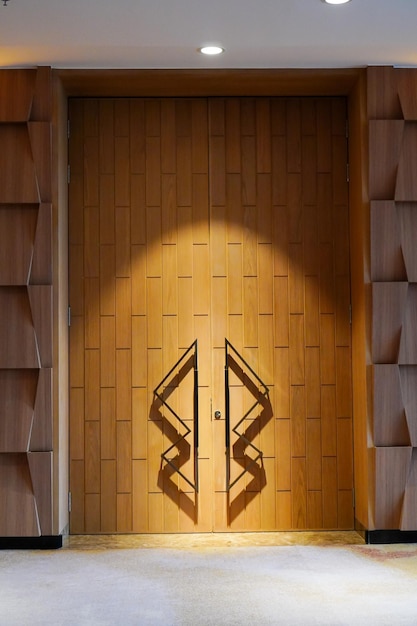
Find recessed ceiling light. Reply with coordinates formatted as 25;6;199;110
199;46;224;56
322;0;351;4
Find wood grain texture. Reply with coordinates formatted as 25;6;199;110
369;120;404;201
0;370;37;452
27;451;53;535
69;96;352;533
0;206;37;286
0;288;39;369
373;446;412;529
0;125;39;204
371;282;408;364
0;454;40;536
30;203;53;285
370;201;406;282
0;69;36;122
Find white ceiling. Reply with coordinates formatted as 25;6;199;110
1;0;416;70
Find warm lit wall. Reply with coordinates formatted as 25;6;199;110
3;66;416;538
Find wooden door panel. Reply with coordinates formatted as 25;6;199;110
69;96;353;533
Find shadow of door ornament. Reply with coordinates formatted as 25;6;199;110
151;340;199;522
225;339;273;523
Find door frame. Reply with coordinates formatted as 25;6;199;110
53;68;369;535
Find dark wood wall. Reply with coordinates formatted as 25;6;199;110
367;67;417;530
0;68;53;536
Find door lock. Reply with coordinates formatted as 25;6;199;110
214;410;221;419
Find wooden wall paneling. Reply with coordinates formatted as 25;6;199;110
27;122;52;203
69;387;84;461
292;457;307;529
0;369;37;453
348;71;371;529
0;288;40;369
31;367;53;451
397;202;417;282
395;124;417;201
0;125;40;204
100;316;116;387
372;364;409;446
336;346;352;419
69;459;85;533
0;69;36;122
397;69;417;120
85;493;101;533
398;285;417;364
31;203;53;285
67;94;353;533
69;316;85;388
371;282;408;364
400;448;417;530
27;451;53;535
85;420;100;495
132;459;148;532
101;459;117;532
28;285;53;367
0;205;37;286
31;67;52;122
367;66;402;120
370;200;407;282
368;120;404;200
322;456;338;528
400;366;417;447
0;454;40;536
84;349;100;421
373;446;412;529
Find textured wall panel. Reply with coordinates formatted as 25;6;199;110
368;120;404;200
397;202;417;281
0;206;38;286
398;286;417;365
395;124;417;201
397;70;417;121
400;366;417;447
367;66;402;120
30;368;53;451
0;454;40;536
27;285;53;368
370;201;406;282
368;67;417;531
0;67;53;539
0;369;37;452
30;203;53;285
0;70;36;122
371;282;408;364
372;365;409;446
0;125;40;204
401;449;417;530
27;452;53;536
28;122;52;203
373;446;412;529
0;288;40;369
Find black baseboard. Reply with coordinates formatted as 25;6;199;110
366;530;417;545
0;535;63;550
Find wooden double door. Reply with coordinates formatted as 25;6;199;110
69;96;353;533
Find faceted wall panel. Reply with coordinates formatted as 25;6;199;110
368;67;417;531
0;67;53;538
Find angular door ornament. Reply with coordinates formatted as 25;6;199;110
153;340;199;492
224;339;271;492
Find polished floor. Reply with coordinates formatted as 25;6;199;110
64;530;364;550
